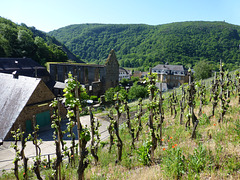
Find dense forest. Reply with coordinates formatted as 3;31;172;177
49;21;240;71
0;17;83;65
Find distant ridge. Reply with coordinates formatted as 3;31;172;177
48;21;240;71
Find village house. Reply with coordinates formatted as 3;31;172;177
0;73;57;140
152;64;188;89
119;67;131;81
49;50;119;97
132;71;148;79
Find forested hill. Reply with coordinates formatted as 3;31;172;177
48;21;240;71
0;17;83;65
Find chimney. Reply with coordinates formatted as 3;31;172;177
12;71;18;79
34;66;38;78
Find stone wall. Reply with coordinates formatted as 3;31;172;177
49;64;105;84
92;81;102;97
28;81;55;104
49;50;119;96
158;74;188;88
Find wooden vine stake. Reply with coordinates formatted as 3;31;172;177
209;72;219;119
147;68;157;161
219;59;225;123
157;82;164;146
185;69;199;138
124;100;135;148
11;128;21;180
198;81;206;116
113;92;123;163
168;93;173;116
107;109;115;153
179;85;185;125
32;116;43;180
75;84;89;180
218;60;230;123
172;91;178;119
89;106;100;165
62;73;90;179
135;98;143;141
235;71;240;104
69;115;76;167
51;98;63;180
20;126;28;180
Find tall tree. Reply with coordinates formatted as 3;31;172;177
193;60;212;80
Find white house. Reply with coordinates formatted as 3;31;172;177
119;67;131;81
152;64;188;89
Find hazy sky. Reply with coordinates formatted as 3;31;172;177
1;0;240;32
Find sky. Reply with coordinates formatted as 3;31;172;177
1;0;240;32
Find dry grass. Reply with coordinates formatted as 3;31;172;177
1;86;239;180
84;91;240;180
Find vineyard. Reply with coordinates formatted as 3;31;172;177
1;62;240;180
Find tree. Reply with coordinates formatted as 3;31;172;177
131;76;139;83
104;87;127;102
193;60;212;80
17;29;35;57
128;83;148;100
120;78;130;87
105;88;115;102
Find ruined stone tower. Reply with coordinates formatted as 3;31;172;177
104;49;119;91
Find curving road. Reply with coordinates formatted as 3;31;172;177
0;115;110;174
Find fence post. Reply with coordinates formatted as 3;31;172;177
48;155;50;168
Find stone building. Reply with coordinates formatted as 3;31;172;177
49;50;119;96
0;73;56;140
152;64;188;89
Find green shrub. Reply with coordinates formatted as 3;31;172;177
188;144;208;174
90;95;98;101
199;113;210;125
234;119;240;140
162;147;186;179
128;83;148;100
136;140;151;166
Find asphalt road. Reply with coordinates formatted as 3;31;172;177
0;115;110;174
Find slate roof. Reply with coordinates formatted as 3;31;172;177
0;58;49;77
152;64;185;71
0;73;41;140
54;81;67;89
0;58;55;89
119;67;129;74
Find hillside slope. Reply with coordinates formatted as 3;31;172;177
49;21;240;71
0;17;84;65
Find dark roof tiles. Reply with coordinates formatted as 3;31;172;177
153;64;184;71
0;58;50;77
